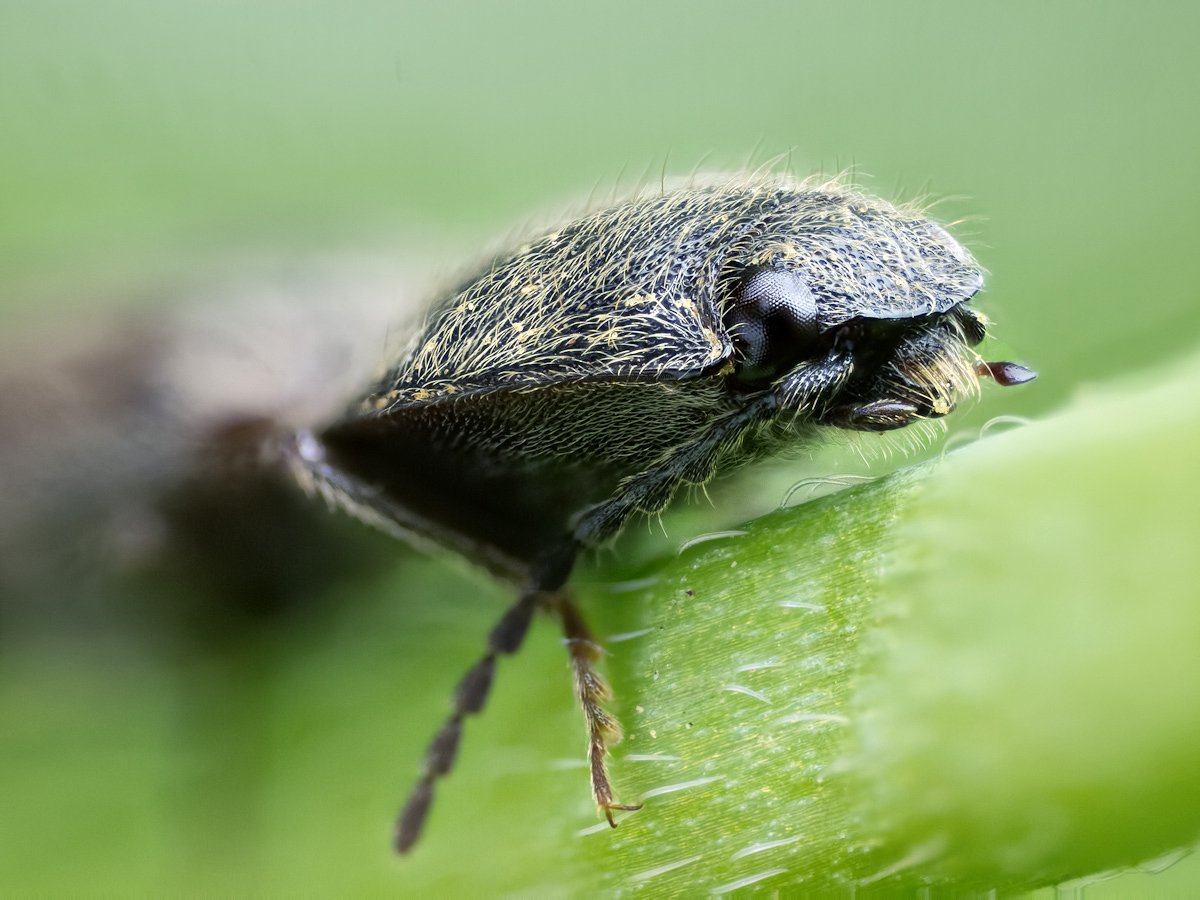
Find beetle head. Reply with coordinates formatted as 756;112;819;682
720;192;1033;431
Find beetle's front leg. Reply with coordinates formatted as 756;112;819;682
775;350;855;415
571;393;781;549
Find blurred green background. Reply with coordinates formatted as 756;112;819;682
2;0;1198;895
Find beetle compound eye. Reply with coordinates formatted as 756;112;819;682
723;267;820;389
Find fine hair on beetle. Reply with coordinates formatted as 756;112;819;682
279;171;1035;853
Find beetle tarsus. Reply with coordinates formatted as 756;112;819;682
556;592;641;827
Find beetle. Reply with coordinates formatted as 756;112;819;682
281;175;1035;853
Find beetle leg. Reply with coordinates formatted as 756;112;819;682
775;351;854;415
555;592;642;825
572;394;778;548
394;588;539;853
558;399;778;819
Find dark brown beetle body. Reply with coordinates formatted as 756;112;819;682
285;176;1035;852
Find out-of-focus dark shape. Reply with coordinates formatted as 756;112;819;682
0;261;419;644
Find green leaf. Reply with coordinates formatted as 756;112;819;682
6;355;1200;896
578;353;1200;895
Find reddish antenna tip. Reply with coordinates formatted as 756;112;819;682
977;361;1037;387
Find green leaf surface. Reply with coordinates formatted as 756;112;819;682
5;357;1199;896
576;352;1200;895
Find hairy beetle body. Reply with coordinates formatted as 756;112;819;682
286;175;1034;851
